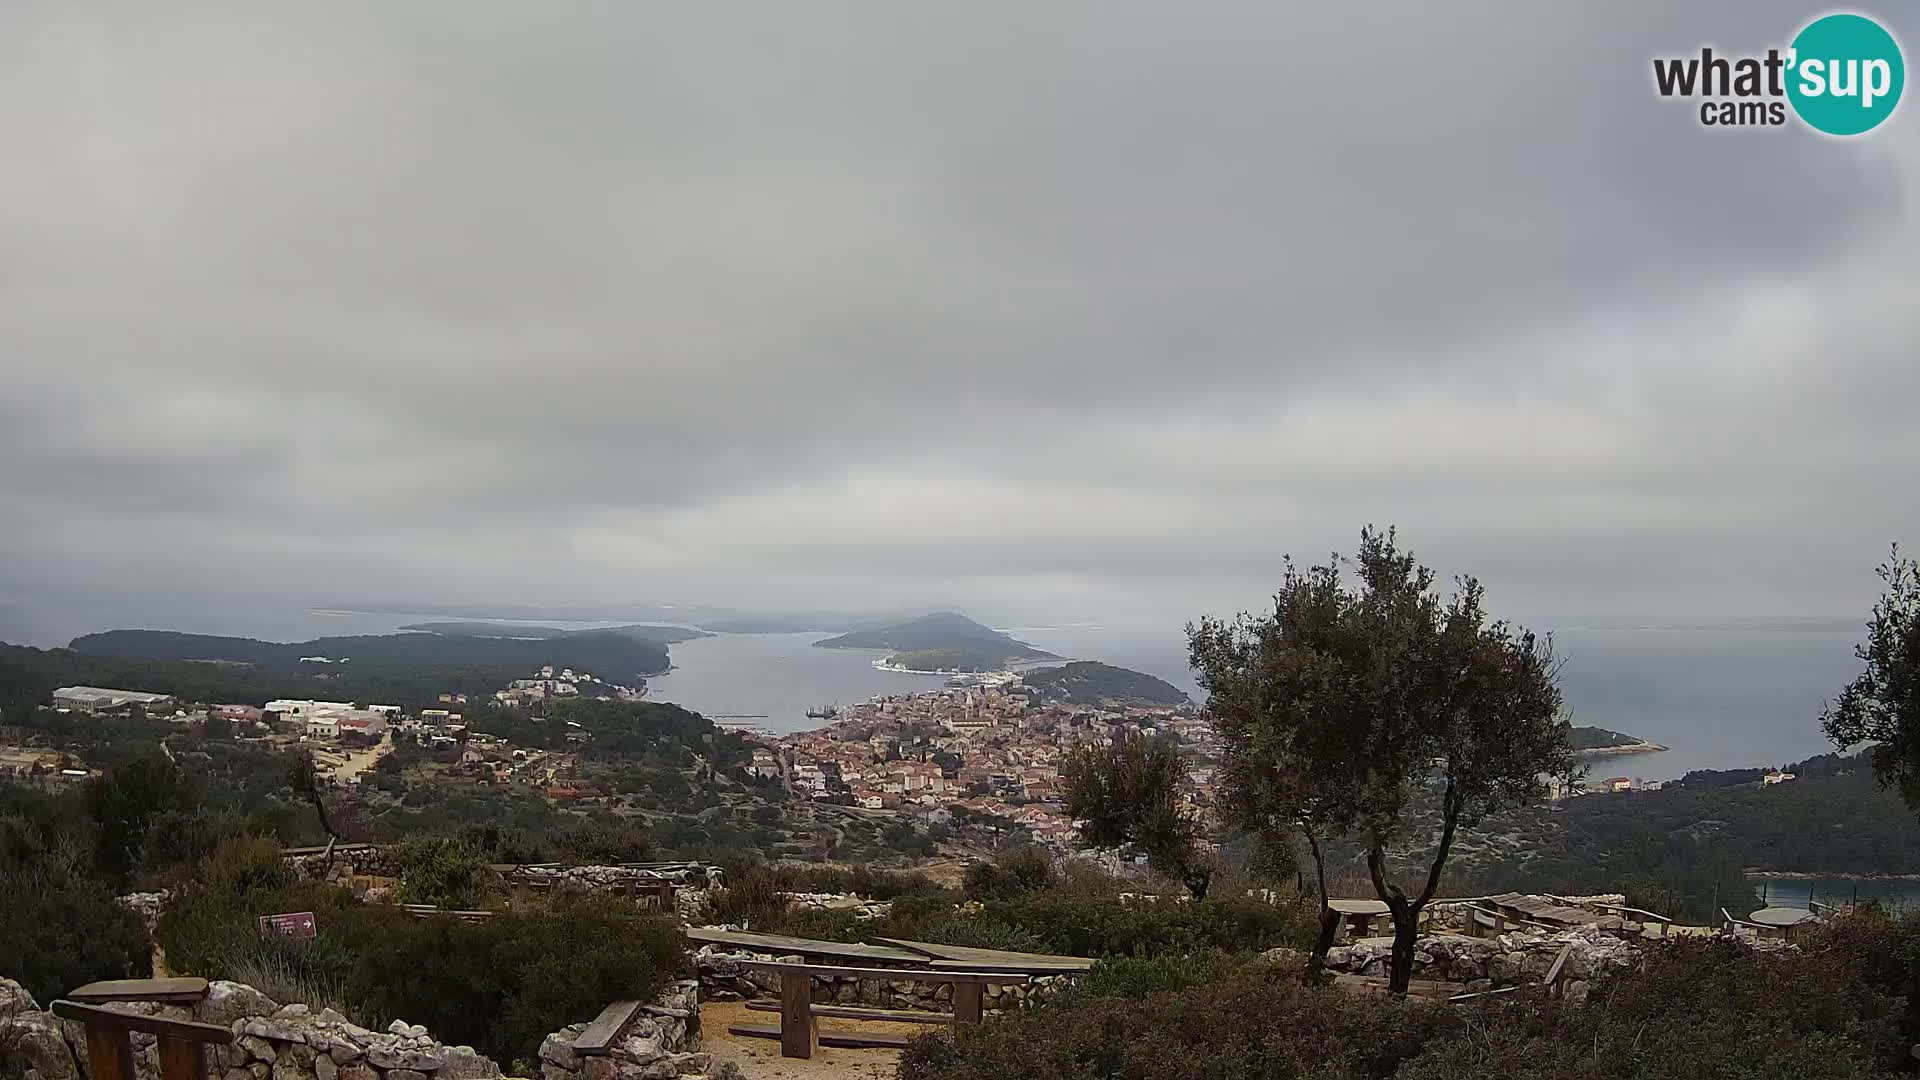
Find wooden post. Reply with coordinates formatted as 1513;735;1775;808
779;973;818;1059
952;981;984;1024
84;1025;136;1080
157;1037;206;1080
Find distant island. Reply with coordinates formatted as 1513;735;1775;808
67;628;671;684
877;647;1024;674
1021;661;1190;707
814;612;1060;672
399;621;711;645
1570;725;1667;756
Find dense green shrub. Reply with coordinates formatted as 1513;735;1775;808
742;885;1312;958
900;966;1454;1080
903;926;1914;1080
1063;949;1259;1003
155;839;687;1066
962;846;1057;900
352;893;685;1067
389;834;501;908
1398;936;1905;1080
0;791;152;1003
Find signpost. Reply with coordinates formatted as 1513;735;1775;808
257;912;317;940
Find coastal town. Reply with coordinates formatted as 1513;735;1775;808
2;662;1779;854
757;679;1217;847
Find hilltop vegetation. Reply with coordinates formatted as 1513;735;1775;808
814;612;1059;660
1569;725;1653;750
1427;750;1920;919
1024;661;1190;706
10;628;672;713
71;628;670;682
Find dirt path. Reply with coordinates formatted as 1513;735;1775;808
700;1000;911;1080
331;732;393;783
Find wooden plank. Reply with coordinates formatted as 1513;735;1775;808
68;978;210;1004
873;938;1094;972
572;999;644;1056
50;1002;234;1045
952;982;983;1025
924;959;1088;976
1543;942;1574;988
746;1001;955;1025
736;961;1029;985
780;967;818;1059
156;1037;206;1080
84;1022;136;1080
728;1024;912;1051
685;927;926;964
1447;986;1519;1003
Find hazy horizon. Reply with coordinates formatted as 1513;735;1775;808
3;2;1917;645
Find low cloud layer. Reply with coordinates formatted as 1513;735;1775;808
3;1;1917;643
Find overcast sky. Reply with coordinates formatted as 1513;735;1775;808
2;2;1917;644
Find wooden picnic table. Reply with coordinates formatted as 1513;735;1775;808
728;960;1030;1059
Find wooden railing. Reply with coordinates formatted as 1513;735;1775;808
52;978;230;1080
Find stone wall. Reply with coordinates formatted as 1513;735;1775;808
1320;925;1643;1001
533;982;706;1080
0;977;502;1080
1;977;716;1080
284;851;716;919
777;893;891;921
691;943;1070;1013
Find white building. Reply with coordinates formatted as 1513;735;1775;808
52;686;175;714
265;699;355;720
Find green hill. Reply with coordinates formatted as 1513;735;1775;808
1021;661;1189;707
1571;725;1653;750
814;612;1057;662
55;629;669;706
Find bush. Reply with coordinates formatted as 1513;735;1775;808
390;835;501;908
963;846;1057;900
0;791;153;1003
351;893;685;1066
902;926;1914;1080
156;839;688;1066
1398;936;1905;1080
1064;949;1258;1003
899;966;1454;1080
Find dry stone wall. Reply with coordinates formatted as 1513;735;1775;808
533;982;705;1080
1;977;715;1080
691;942;1070;1012
0;977;502;1080
1319;925;1644;1001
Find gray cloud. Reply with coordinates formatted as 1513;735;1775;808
2;1;1917;642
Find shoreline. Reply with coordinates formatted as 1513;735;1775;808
1746;870;1920;882
1577;740;1668;757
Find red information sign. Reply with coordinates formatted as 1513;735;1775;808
257;912;317;940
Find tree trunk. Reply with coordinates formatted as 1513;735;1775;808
1309;906;1341;978
1185;867;1212;900
1388;906;1420;995
1305;830;1337;976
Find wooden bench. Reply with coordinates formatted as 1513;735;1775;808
727;961;1029;1059
51;998;231;1080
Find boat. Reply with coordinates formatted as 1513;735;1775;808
804;704;838;720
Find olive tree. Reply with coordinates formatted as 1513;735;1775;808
1191;527;1572;995
1061;731;1214;898
1822;545;1920;805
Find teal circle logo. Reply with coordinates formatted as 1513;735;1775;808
1787;13;1904;135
